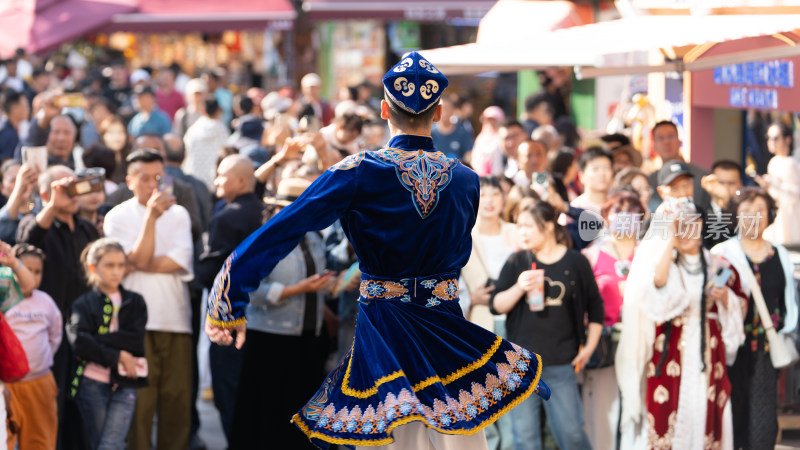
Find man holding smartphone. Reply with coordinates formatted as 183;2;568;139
17;165;99;449
103;149;194;450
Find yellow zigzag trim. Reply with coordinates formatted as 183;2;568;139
341;336;503;399
205;314;247;329
411;336;503;392
291;351;543;447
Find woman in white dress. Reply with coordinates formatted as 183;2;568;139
619;198;746;449
758;122;800;246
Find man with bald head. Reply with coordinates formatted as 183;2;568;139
513;139;548;187
196;154;264;441
17;164;100;449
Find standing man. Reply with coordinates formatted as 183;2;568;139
196;154;265;443
299;73;334;127
0;90;29;161
183;99;230;190
511;139;548;188
700;160;742;249
156;66;185;123
44;116;80;169
128;85;172;138
17;165;100;449
430;95;473;161
206;52;550;448
647;120;710;208
571;147;614;214
498;120;526;178
202;69;233;128
104;149;194;450
521;94;555;136
173;78;208;138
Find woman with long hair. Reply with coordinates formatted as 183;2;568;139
98;115;131;183
491;201;603;450
712;187;798;449
581;190;645;450
621;199;746;449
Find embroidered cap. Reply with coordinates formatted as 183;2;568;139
383;52;448;115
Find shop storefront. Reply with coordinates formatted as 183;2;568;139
685;34;800;172
98;25;293;92
302;0;493;103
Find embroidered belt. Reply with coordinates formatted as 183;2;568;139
359;272;459;308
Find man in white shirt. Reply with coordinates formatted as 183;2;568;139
183;99;230;190
103;149;194;450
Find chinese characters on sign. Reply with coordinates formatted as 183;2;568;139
713;60;794;109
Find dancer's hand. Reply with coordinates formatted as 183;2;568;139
205;319;247;349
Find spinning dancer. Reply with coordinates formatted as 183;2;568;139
205;52;550;449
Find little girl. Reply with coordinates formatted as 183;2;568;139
66;238;148;450
4;242;58;450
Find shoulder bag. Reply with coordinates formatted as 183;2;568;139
742;263;799;369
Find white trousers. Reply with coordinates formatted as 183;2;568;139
356;421;489;450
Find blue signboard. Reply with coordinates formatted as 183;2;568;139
713;60;793;109
713;60;794;88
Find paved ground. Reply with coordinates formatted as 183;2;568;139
197;397;227;450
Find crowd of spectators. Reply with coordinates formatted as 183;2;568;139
0;49;798;450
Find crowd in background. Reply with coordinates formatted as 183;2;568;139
0;47;798;450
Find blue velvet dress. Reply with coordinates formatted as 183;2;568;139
208;134;550;448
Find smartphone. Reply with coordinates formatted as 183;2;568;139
157;175;174;195
712;266;733;288
531;172;549;200
298;115;321;134
117;357;148;377
67;168;105;197
21;146;48;172
333;262;361;296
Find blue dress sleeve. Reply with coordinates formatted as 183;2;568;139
207;159;360;327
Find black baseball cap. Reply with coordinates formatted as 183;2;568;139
658;160;693;186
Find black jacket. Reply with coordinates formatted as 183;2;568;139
197;193;265;289
66;286;148;388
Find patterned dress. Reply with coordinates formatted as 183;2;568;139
207;134;550;448
642;252;746;450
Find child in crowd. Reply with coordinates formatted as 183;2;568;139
4;242;60;450
67;238;148;450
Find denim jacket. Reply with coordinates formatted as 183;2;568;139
245;232;326;336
